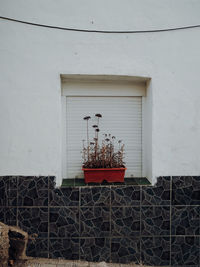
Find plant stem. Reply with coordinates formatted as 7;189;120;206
87;120;89;161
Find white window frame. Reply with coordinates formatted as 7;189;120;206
61;74;152;182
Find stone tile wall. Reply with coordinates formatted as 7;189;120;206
0;176;199;266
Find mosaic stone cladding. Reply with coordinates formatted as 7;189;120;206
111;185;140;206
80;207;110;237
172;176;200;205
172;206;200;235
141;206;170;236
49;187;79;206
111;206;140;237
141;236;170;266
50;207;79;238
81;186;110;206
49;238;79;260
0;175;200;266
0;176;17;206
171;236;200;266
26;238;48;258
18;176;48;206
142;176;171;206
18;207;48;238
80;238;110;262
111;237;140;264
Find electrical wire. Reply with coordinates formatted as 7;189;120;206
0;15;200;34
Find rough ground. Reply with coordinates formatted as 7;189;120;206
14;258;151;267
0;222;31;267
0;222;9;266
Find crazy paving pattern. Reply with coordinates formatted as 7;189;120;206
0;175;200;266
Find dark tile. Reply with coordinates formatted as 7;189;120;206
80;238;110;262
111;237;140;264
49;187;79;206
19;176;48;190
87;182;102;186
81;187;110;206
49;238;79;260
0;207;17;226
4;208;17;226
75;178;86;186
7;195;18;207
111;207;140;237
141;236;170;266
26;238;48;258
111;186;140;206
110;182;125;186
18;208;48;238
49;207;79;238
0;177;18;206
101;180;119;186
135;177;151;185
124;177;138;185
61;178;75;187
0;207;4;222
172;206;200;235
6;177;18;206
0;177;6;206
80;207;110;237
18;177;48;206
171;236;200;266
172;176;200;205
49;176;56;190
142;176;170;205
0;188;4;207
141;206;170;236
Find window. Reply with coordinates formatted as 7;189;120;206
61;75;150;180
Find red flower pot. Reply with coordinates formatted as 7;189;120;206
82;168;126;183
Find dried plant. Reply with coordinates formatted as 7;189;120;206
83;116;91;161
82;114;125;168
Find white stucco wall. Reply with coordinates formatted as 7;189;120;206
0;0;200;185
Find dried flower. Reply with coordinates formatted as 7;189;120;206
82;114;125;169
95;114;102;118
83;116;91;120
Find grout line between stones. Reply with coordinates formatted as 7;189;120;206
47;234;200;239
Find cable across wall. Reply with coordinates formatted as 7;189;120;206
0;15;200;34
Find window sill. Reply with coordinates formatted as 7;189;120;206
61;177;150;187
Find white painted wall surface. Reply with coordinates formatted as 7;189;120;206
0;0;200;185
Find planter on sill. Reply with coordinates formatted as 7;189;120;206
82;168;127;183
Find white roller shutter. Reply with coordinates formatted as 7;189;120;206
65;96;142;178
